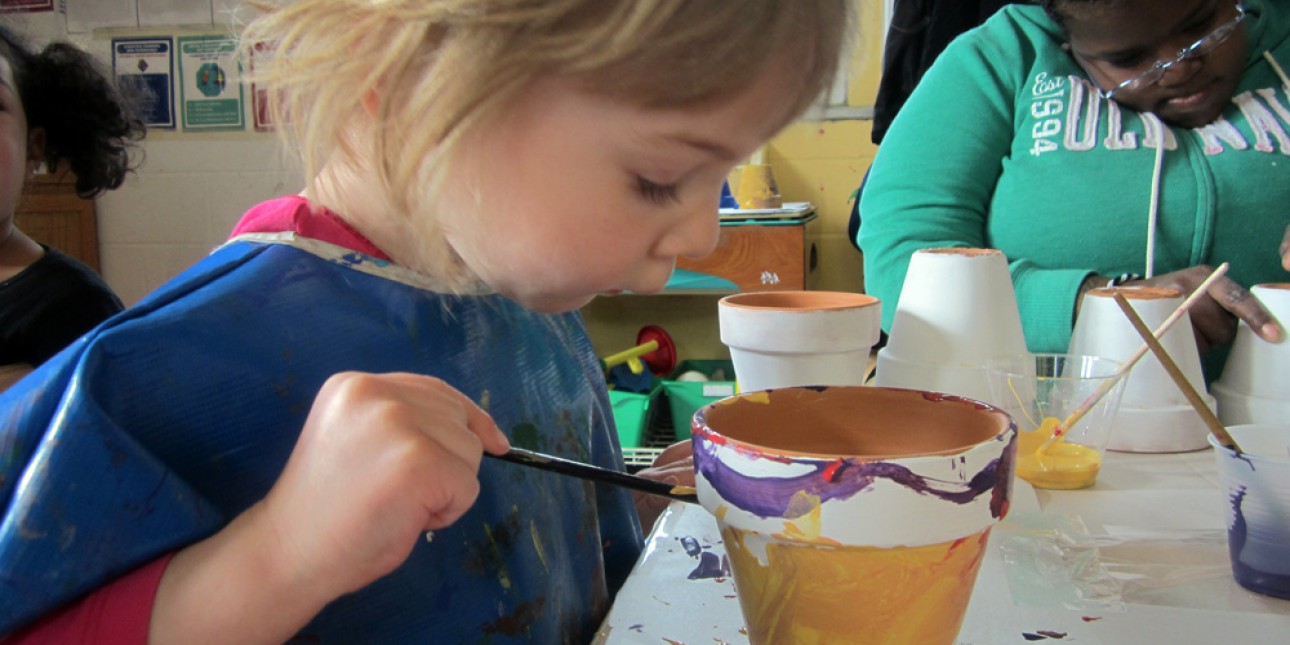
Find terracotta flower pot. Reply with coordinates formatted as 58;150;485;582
692;386;1016;645
718;290;880;392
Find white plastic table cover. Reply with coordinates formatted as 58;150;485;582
594;449;1290;644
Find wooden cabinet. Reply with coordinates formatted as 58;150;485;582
673;213;819;292
13;168;100;271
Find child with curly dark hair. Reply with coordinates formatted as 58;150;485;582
0;23;145;388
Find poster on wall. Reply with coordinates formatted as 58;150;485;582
0;0;54;12
112;37;175;129
177;34;245;132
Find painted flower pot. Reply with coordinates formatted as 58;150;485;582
692;386;1016;645
718;291;880;392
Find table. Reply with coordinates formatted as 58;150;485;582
594;449;1290;644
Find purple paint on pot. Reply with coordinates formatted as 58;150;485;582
694;443;1007;520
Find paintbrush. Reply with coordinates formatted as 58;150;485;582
1037;263;1230;453
1111;292;1242;453
487;446;699;504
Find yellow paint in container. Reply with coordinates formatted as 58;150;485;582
1015;417;1102;490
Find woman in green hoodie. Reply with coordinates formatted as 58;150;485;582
858;0;1290;371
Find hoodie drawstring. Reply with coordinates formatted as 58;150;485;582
1265;51;1290;89
1144;113;1165;278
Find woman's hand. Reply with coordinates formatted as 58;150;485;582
633;440;694;532
1131;265;1283;354
1280;223;1290;272
152;372;508;645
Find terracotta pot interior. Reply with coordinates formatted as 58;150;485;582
722;291;878;312
700;387;1007;459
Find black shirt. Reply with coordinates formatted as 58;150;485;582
0;245;124;366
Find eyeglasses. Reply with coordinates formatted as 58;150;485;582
1097;2;1247;100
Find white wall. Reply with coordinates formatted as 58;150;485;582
9;8;303;304
96;138;299;305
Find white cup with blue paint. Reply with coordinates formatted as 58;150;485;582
1210;424;1290;599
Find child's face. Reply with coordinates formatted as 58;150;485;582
0;57;31;221
440;62;803;313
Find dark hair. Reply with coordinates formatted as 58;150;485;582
1037;0;1120;29
0;24;145;198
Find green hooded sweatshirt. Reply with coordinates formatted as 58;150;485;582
859;0;1290;372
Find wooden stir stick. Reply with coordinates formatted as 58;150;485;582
1038;263;1230;452
1111;292;1242;452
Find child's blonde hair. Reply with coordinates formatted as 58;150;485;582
242;0;851;289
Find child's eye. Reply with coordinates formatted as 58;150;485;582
636;176;680;206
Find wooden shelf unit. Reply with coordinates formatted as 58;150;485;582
14;168;100;271
674;213;820;293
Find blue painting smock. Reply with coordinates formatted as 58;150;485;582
0;196;644;642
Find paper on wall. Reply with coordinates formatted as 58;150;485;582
65;0;137;33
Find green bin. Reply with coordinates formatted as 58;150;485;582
609;389;654;449
662;360;736;440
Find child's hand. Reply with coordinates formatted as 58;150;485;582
151;372;508;643
262;371;509;597
633;440;694;532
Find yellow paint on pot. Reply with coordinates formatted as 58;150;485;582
723;527;991;645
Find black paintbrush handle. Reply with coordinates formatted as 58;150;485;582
487;447;698;504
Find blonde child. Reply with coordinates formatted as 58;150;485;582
0;1;851;642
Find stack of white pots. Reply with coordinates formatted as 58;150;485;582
1069;286;1215;453
1212;284;1290;426
873;248;1027;404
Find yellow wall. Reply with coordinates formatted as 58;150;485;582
582;0;884;363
